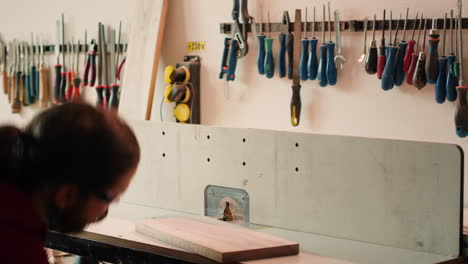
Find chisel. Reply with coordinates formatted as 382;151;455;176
377;9;386;79
326;2;337;85
413;18;428;89
403;12;419;72
365;14;378;74
307;6;318;80
426;18;440;84
394;8;409;86
446;10;457;102
299;8;309;81
318;4;327;87
407;14;423;85
435;14;447;104
290;9;302;127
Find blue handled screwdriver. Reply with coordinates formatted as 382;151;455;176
299;8;309;80
318;4;328;87
435;13;447;103
264;11;275;78
381;11;399;90
256;4;266;75
326;1;337;86
307;7;318;80
446;10;457;101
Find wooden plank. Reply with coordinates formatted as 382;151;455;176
118;0;168;121
136;216;299;263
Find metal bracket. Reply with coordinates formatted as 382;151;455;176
204;185;250;225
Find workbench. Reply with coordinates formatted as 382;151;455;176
46;202;466;264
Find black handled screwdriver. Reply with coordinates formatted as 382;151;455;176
377;9;386;79
413;18;428;89
365;14;378;74
426;18;440;84
435;14;447;103
446;10;457;101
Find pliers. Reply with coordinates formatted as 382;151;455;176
278;11;294;79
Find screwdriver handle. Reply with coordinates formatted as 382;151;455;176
66;71;73;101
54;65;62;103
264;38;275;78
435;57;447;103
2;72;7;95
381;46;398;90
227;39;239;81
307;38;319;80
35;70;40;100
89;53;97;87
278;33;287;78
83;52;92;86
394;42;408;86
426;38;440;84
72;77;81;102
326;42;337;85
60;72;67;102
403;40;416;72
365;41;378;74
318;44;328;87
12;74;21;113
257;35;266;75
377;46;387;79
104;87;111;108
219;38;230;79
413;52;427;89
24;73;31;105
455;87;468;138
446;55;457;101
290;83;302;127
407;53;418;85
30;66;37;100
96;86;104;107
299;39;309;81
39;67;50;107
286;34;294;80
109;83;120;109
454;62;460;79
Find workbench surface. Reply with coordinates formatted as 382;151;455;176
46;202;463;264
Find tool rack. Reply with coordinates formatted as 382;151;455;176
220;17;468;34
11;43;128;53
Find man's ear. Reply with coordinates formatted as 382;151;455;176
54;184;80;209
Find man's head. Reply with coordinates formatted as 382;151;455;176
16;103;140;233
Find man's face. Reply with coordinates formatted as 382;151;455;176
48;168;137;233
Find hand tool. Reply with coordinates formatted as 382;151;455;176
1;41;7;95
377;9;386;79
291;9;302;127
454;16;460;79
455;0;468;137
66;41;74;101
109;28;120;109
23;43;31;105
39;37;50;107
72;40;82;102
116;21;122;72
426;18;440;84
83;39;97;87
240;0;253;57
403;12;418;72
34;36;40;101
365;14;378;74
299;8;309;80
256;4;265;75
413;18;428;89
278;11;293;79
117;45;127;81
59;14;67;102
359;17;368;63
8;41;15;104
231;0;248;58
12;42;21;113
307;6;318;80
318;4;328;87
382;12;399;90
435;14;448;104
96;23;105;107
29;33;37;102
394;8;409;86
407;14;423;85
326;2;337;85
101;24;111;107
334;10;345;69
264;11;274;78
446;10;457;101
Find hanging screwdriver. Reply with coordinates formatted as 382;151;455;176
408;14;423;85
264;11;274;78
59;14;67;102
299;8;309;80
72;40;81;102
426;18;440;84
382;12;399;90
446;10;457;102
454;16;460;79
403;12;419;72
53;19;62;104
394;8;409;86
377;9;386;79
307;7;318;80
39;37;50;107
365;14;378;74
326;2;337;85
413;18;428;89
435;14;448;104
318;4;328;87
455;0;468;137
359;17;368;63
66;41;74;101
256;4;265;75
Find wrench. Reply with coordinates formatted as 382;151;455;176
334;10;345;69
